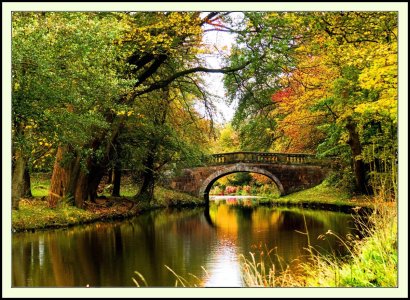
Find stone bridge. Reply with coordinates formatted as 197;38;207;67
169;152;334;201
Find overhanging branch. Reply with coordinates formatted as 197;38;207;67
131;60;253;98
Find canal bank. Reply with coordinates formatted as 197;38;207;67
11;181;374;233
11;186;203;233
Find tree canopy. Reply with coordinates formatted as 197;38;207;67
11;11;399;209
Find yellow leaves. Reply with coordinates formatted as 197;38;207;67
13;82;20;91
113;109;138;117
359;52;397;91
354;39;398;125
38;140;52;147
354;97;397;124
339;131;350;144
124;12;202;56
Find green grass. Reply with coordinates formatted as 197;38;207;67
30;173;51;198
267;180;372;209
153;186;203;207
12;199;97;231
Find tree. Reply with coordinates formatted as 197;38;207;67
12;12;134;209
307;12;398;196
210;123;240;153
223;11;398;197
223;12;299;152
44;12;259;207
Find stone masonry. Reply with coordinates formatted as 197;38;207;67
169;162;331;199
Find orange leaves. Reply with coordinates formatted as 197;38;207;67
269;54;333;152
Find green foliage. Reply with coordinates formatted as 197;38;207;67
210;123;240;153
229;172;253;186
235;116;277;151
223;12;298;152
12;12;135;173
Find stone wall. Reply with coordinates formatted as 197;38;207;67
169;162;331;198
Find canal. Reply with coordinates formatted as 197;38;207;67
12;197;359;287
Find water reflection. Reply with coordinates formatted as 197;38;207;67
204;239;242;287
12;200;357;287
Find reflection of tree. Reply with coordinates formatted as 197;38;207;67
12;205;356;287
142;212;160;283
208;203;355;275
12;238;35;286
48;234;75;286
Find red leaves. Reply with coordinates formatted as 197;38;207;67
271;87;293;103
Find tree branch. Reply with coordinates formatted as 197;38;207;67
131;60;253;98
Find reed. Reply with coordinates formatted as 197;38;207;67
238;199;397;287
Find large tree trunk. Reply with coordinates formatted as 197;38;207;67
346;119;372;195
49;145;108;208
135;88;170;202
48;146;82;207
12;149;26;210
48;120;123;208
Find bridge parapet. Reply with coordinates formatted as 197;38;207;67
207;151;328;166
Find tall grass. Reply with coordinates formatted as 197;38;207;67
132;266;207;287
238;199;398;287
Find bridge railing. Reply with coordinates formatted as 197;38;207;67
207;151;330;166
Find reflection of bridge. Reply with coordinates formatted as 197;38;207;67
169;152;334;201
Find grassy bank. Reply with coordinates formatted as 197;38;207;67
12;174;203;232
239;199;397;287
259;180;374;213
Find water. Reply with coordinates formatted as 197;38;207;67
12;197;358;287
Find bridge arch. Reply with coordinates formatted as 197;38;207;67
198;163;285;199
